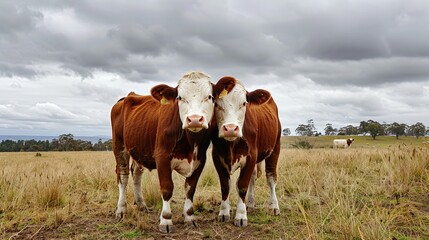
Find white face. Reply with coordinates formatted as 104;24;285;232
177;72;214;132
215;82;247;141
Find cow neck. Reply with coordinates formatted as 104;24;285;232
156;102;183;153
184;128;208;145
220;138;248;168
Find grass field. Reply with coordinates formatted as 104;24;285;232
1;136;428;239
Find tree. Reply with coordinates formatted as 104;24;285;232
408;122;426;138
339;125;358;135
295;119;317;136
359;121;369;135
324;123;337;135
104;139;112;151
58;133;78;151
282;128;291;136
366;120;384;140
387;122;407;139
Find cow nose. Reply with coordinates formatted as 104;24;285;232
222;124;239;137
185;114;204;128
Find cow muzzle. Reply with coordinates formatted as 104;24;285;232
221;123;240;141
184;114;206;132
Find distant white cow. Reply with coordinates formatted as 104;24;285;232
333;138;354;149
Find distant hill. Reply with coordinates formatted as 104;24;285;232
0;135;111;144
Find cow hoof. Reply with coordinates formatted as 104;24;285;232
185;220;198;228
115;209;125;219
218;214;230;222
234;218;248;227
271;208;280;216
159;224;173;233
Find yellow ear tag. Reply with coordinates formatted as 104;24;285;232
160;96;170;105
219;89;228;99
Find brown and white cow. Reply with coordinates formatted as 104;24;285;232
211;76;281;227
333;138;354;148
111;71;215;233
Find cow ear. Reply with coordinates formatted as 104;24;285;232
151;84;178;104
246;89;271;105
214;76;237;99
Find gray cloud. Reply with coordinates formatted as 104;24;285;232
1;0;428;135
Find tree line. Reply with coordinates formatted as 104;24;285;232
283;119;428;139
0;134;112;152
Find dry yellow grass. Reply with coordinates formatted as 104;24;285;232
0;143;428;239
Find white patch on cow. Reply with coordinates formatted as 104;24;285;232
230;155;246;174
267;175;280;215
116;174;129;217
183;198;194;223
219;197;231;218
177;72;214;131
171;157;200;177
235;197;248;222
160;199;173;225
215;81;247;139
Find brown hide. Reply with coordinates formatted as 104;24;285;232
211;87;281;201
243;97;281;162
111;92;212;172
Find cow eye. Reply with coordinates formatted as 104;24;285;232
177;96;182;101
208;95;214;103
242;102;247;107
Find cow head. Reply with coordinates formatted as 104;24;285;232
151;71;215;132
214;76;271;141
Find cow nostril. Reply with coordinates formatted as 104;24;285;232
234;126;239;132
199;116;204;123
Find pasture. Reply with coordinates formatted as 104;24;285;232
1;136;428;239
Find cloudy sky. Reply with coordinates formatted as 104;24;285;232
1;0;428;137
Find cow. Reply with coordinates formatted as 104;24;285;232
111;71;215;233
333;138;354;148
210;76;281;227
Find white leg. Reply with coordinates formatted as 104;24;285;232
267;175;280;215
159;199;173;233
183;182;196;225
234;198;248;227
247;166;257;211
132;164;146;211
183;198;196;225
116;174;128;218
218;197;231;222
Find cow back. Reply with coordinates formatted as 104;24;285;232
120;94;182;169
243;97;281;160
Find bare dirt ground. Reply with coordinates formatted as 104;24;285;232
5;202;285;239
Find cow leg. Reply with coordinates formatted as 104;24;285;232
131;160;147;211
157;161;174;233
246;164;259;212
183;154;206;227
266;173;280;215
117;174;128;219
212;152;231;222
115;149;130;219
234;156;256;227
265;143;280;215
